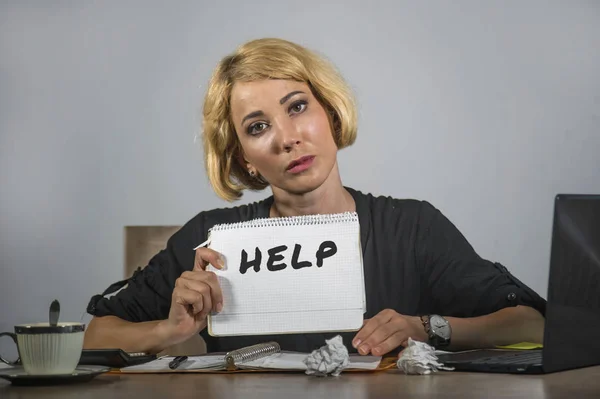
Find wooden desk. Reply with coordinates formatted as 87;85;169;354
2;367;600;398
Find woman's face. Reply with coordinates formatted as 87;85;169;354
230;79;339;196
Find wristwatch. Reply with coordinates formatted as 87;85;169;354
420;315;452;348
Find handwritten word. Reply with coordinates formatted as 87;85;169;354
239;241;338;274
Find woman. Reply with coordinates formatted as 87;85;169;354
85;38;545;357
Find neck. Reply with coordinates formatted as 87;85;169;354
269;162;355;218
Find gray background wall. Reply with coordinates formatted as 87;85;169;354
1;1;598;358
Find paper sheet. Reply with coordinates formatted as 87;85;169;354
496;342;543;350
397;338;454;375
119;352;381;372
242;352;381;371
206;213;365;336
121;355;225;372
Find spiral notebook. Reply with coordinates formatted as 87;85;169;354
120;342;389;373
200;212;366;336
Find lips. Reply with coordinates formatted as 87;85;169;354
286;155;315;173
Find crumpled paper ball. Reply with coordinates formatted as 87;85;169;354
304;335;350;377
396;338;454;375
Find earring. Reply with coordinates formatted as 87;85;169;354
249;170;256;177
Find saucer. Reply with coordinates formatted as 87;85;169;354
0;365;109;386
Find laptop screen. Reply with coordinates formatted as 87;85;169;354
543;194;600;372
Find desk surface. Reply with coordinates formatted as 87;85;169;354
2;367;600;398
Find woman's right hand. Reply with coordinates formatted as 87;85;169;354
157;247;224;347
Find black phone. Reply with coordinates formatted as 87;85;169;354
79;349;156;368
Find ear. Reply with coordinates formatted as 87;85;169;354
235;147;255;175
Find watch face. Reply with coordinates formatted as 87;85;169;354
430;315;451;339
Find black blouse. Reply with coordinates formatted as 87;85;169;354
88;187;546;354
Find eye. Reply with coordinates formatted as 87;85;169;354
289;100;307;115
247;122;269;135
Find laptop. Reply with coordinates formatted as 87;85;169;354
437;194;600;374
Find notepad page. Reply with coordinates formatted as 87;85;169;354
212;309;363;336
346;355;382;370
207;214;365;336
240;352;382;371
120;355;225;372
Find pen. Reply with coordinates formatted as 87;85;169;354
168;356;188;370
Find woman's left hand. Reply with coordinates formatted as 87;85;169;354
352;309;428;356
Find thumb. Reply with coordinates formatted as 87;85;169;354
194;248;224;271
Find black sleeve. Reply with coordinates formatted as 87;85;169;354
416;201;546;318
86;215;203;322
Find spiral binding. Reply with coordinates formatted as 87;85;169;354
224;341;281;370
194;212;359;251
210;211;358;233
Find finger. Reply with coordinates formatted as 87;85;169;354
178;271;223;312
349;318;371;351
177;280;213;320
194;248;224;270
352;310;395;350
172;287;204;315
371;331;409;356
361;319;405;355
194;248;225;271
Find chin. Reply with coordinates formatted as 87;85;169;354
274;157;338;195
282;173;329;195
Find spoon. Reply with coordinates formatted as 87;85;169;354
49;299;60;327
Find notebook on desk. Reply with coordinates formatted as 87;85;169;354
437;194;600;374
118;342;394;373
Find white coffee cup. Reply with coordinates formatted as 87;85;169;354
0;322;85;375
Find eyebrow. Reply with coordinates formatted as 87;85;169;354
240;91;306;126
241;110;265;126
279;90;305;105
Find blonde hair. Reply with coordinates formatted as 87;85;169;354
202;38;357;201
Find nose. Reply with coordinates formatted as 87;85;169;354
273;117;301;153
283;137;301;152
